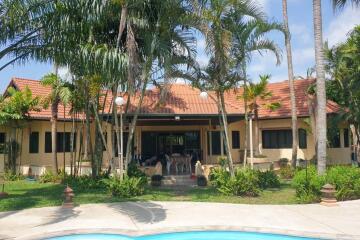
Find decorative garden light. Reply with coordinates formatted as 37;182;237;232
115;96;125;106
199;91;208;100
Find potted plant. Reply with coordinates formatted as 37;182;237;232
151;175;163;187
197;175;207;187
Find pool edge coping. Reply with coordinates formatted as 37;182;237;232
14;225;360;240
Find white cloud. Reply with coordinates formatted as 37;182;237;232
325;5;360;46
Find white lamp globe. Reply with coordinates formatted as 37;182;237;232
199;91;208;100
115;96;125;106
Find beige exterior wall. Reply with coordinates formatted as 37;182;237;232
0;117;352;175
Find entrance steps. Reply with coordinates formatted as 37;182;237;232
161;175;196;186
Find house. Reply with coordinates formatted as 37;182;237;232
0;77;351;175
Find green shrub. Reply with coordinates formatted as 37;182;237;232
197;175;207;187
217;157;228;168
326;166;360;200
217;168;261;197
151;175;162;187
258;170;280;189
208;167;230;188
4;172;25;181
39;171;60;183
279;165;295;179
292;166;325;203
64;175;105;189
103;176;146;197
127;163;146;178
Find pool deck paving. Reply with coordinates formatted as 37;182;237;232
0;200;360;240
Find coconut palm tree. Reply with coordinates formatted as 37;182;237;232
231;17;283;166
192;0;265;177
282;0;298;168
312;0;327;174
240;75;280;159
332;0;360;9
41;73;72;175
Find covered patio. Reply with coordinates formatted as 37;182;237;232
132;114;243;176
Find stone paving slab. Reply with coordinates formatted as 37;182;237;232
0;200;360;240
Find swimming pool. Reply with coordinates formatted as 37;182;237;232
46;231;320;240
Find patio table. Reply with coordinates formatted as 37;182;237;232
171;155;192;174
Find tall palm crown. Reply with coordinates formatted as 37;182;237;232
193;0;266;91
332;0;360;9
231;19;283;72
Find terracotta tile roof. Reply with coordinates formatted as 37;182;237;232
5;77;342;120
7;78;75;120
102;84;242;115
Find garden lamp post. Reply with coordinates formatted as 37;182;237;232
115;96;125;177
248;112;254;169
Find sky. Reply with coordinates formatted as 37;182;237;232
0;0;360;92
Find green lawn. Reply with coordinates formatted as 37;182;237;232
0;180;298;212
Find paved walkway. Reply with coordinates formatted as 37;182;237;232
1;201;360;240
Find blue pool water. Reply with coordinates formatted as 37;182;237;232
47;231;320;240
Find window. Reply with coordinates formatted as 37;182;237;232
298;129;307;149
262;129;307;149
29;132;39;153
208;131;221;155
328;128;340;148
232;131;240;149
45;132;76;153
344;128;350;148
0;132;5;154
45;132;52;153
262;130;292;149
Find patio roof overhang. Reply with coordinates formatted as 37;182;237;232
102;113;244;126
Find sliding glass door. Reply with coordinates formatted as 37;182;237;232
141;131;200;159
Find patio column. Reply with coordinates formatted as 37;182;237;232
209;119;212;163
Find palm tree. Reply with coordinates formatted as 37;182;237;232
282;0;298;168
192;0;265;177
41;73;71;175
312;0;327;174
231;18;283;165
240;75;280;159
332;0;360;9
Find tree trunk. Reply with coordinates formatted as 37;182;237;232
313;0;327;174
51;99;59;175
125;81;148;171
63;105;66;175
218;91;235;177
70;113;75;177
92;102;112;164
84;88;94;177
254;105;260;155
242;63;248;166
113;85;123;179
283;0;298;168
